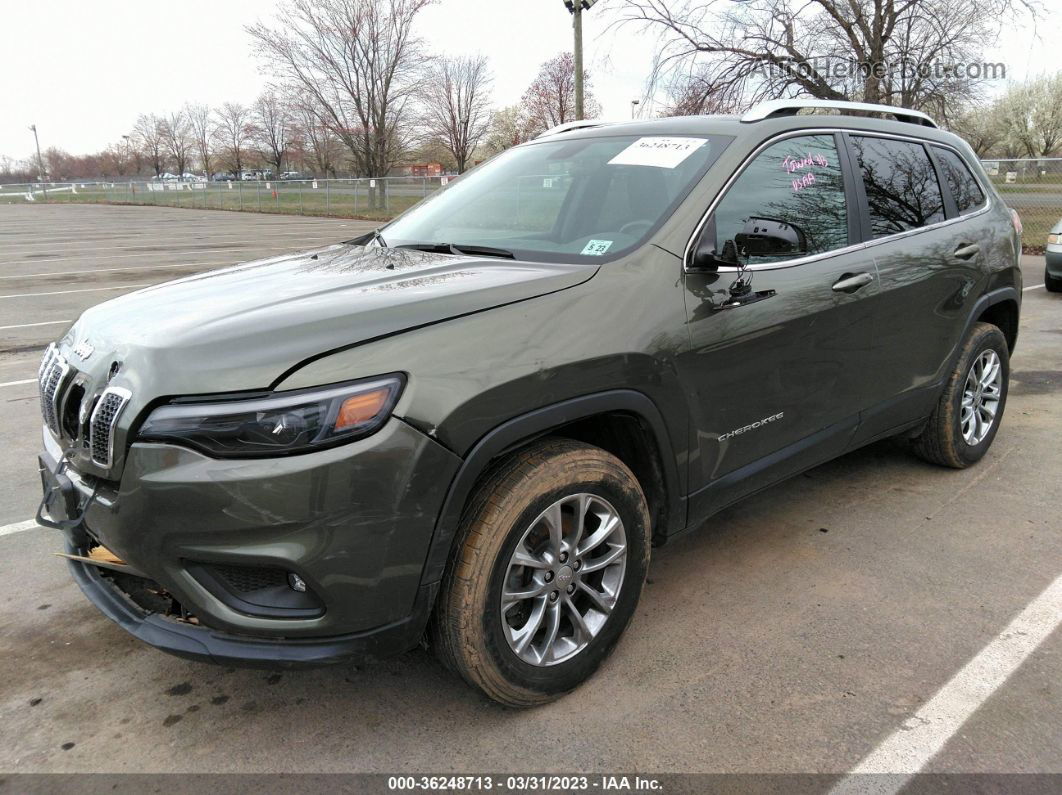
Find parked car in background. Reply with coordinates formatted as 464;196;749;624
280;171;308;180
211;173;236;182
37;100;1022;707
1047;218;1062;292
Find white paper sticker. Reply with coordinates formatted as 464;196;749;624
608;137;707;169
581;239;613;256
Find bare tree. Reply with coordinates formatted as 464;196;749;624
248;0;433;209
617;0;1036;115
484;105;535;154
292;103;345;176
522;52;601;134
160;109;194;177
186;103;217;177
660;71;743;117
997;74;1062;157
422;55;493;173
947;101;1005;157
133;113;167;177
253;91;293;176
216;101;255;176
96;142;128;177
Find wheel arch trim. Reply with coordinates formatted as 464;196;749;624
418;390;684;588
965;285;1021;355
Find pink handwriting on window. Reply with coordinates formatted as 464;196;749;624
782;153;829;174
792;172;816;192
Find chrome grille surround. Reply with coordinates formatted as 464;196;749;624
38;345;72;436
89;387;131;468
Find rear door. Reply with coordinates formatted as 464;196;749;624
845;134;990;439
679;132;881;518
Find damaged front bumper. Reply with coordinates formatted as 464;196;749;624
62;540;438;668
38;416;461;668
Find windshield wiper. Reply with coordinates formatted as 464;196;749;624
395;242;514;259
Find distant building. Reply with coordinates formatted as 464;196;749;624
406;162;444;177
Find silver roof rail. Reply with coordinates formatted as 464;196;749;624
536;119;612;138
741;99;937;128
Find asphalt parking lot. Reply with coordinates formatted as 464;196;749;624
0;204;1059;781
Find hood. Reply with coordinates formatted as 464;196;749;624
62;244;597;397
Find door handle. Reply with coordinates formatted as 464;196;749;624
953;243;980;260
832;272;874;293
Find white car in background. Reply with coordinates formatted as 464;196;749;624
1047;217;1062;292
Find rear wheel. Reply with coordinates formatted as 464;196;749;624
911;322;1009;468
431;438;650;707
1045;266;1062;293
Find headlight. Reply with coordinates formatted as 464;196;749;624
138;375;404;457
1049;233;1060;245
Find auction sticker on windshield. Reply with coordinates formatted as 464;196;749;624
581;239;613;256
608;137;708;169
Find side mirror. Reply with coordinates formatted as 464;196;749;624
688;218;737;271
734;217;807;258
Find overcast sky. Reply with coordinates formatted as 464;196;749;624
3;0;1060;161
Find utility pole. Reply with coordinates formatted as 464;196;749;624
572;2;583;120
564;0;597;121
29;124;47;200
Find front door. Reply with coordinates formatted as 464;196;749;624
677;132;880;520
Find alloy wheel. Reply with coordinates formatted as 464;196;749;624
960;349;1002;445
500;493;627;666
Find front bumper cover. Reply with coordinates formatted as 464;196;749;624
1046;249;1062;276
39;416;461;667
65;543;438;668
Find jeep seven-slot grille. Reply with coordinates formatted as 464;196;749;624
89;388;130;467
38;345;71;436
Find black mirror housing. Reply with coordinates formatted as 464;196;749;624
734;217;808;258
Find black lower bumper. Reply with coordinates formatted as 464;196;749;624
66;541;438;669
1047;250;1062;277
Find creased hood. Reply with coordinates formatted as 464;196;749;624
63;244;597;396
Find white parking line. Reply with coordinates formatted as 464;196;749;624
830;573;1062;794
0;519;43;538
0;378;36;388
0;262;204;280
0;319;71;330
0;284;139;300
0;244;322;267
1023;283;1044;292
0;232;345;256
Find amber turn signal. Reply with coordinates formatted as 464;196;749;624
335;389;391;431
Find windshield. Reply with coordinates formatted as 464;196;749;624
382;133;730;263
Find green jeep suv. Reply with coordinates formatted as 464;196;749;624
38;100;1022;706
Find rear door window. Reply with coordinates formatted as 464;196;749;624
933;147;987;214
850;136;945;237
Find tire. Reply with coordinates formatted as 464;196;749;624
1045;266;1062;293
431;438;651;707
911;322;1009;469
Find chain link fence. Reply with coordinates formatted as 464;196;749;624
981;158;1062;251
0;176;451;222
2;161;1059;250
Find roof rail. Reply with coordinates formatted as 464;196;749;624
741;99;937;128
536;119;612;139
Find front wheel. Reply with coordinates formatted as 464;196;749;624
431;438;650;707
911;322;1009;468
